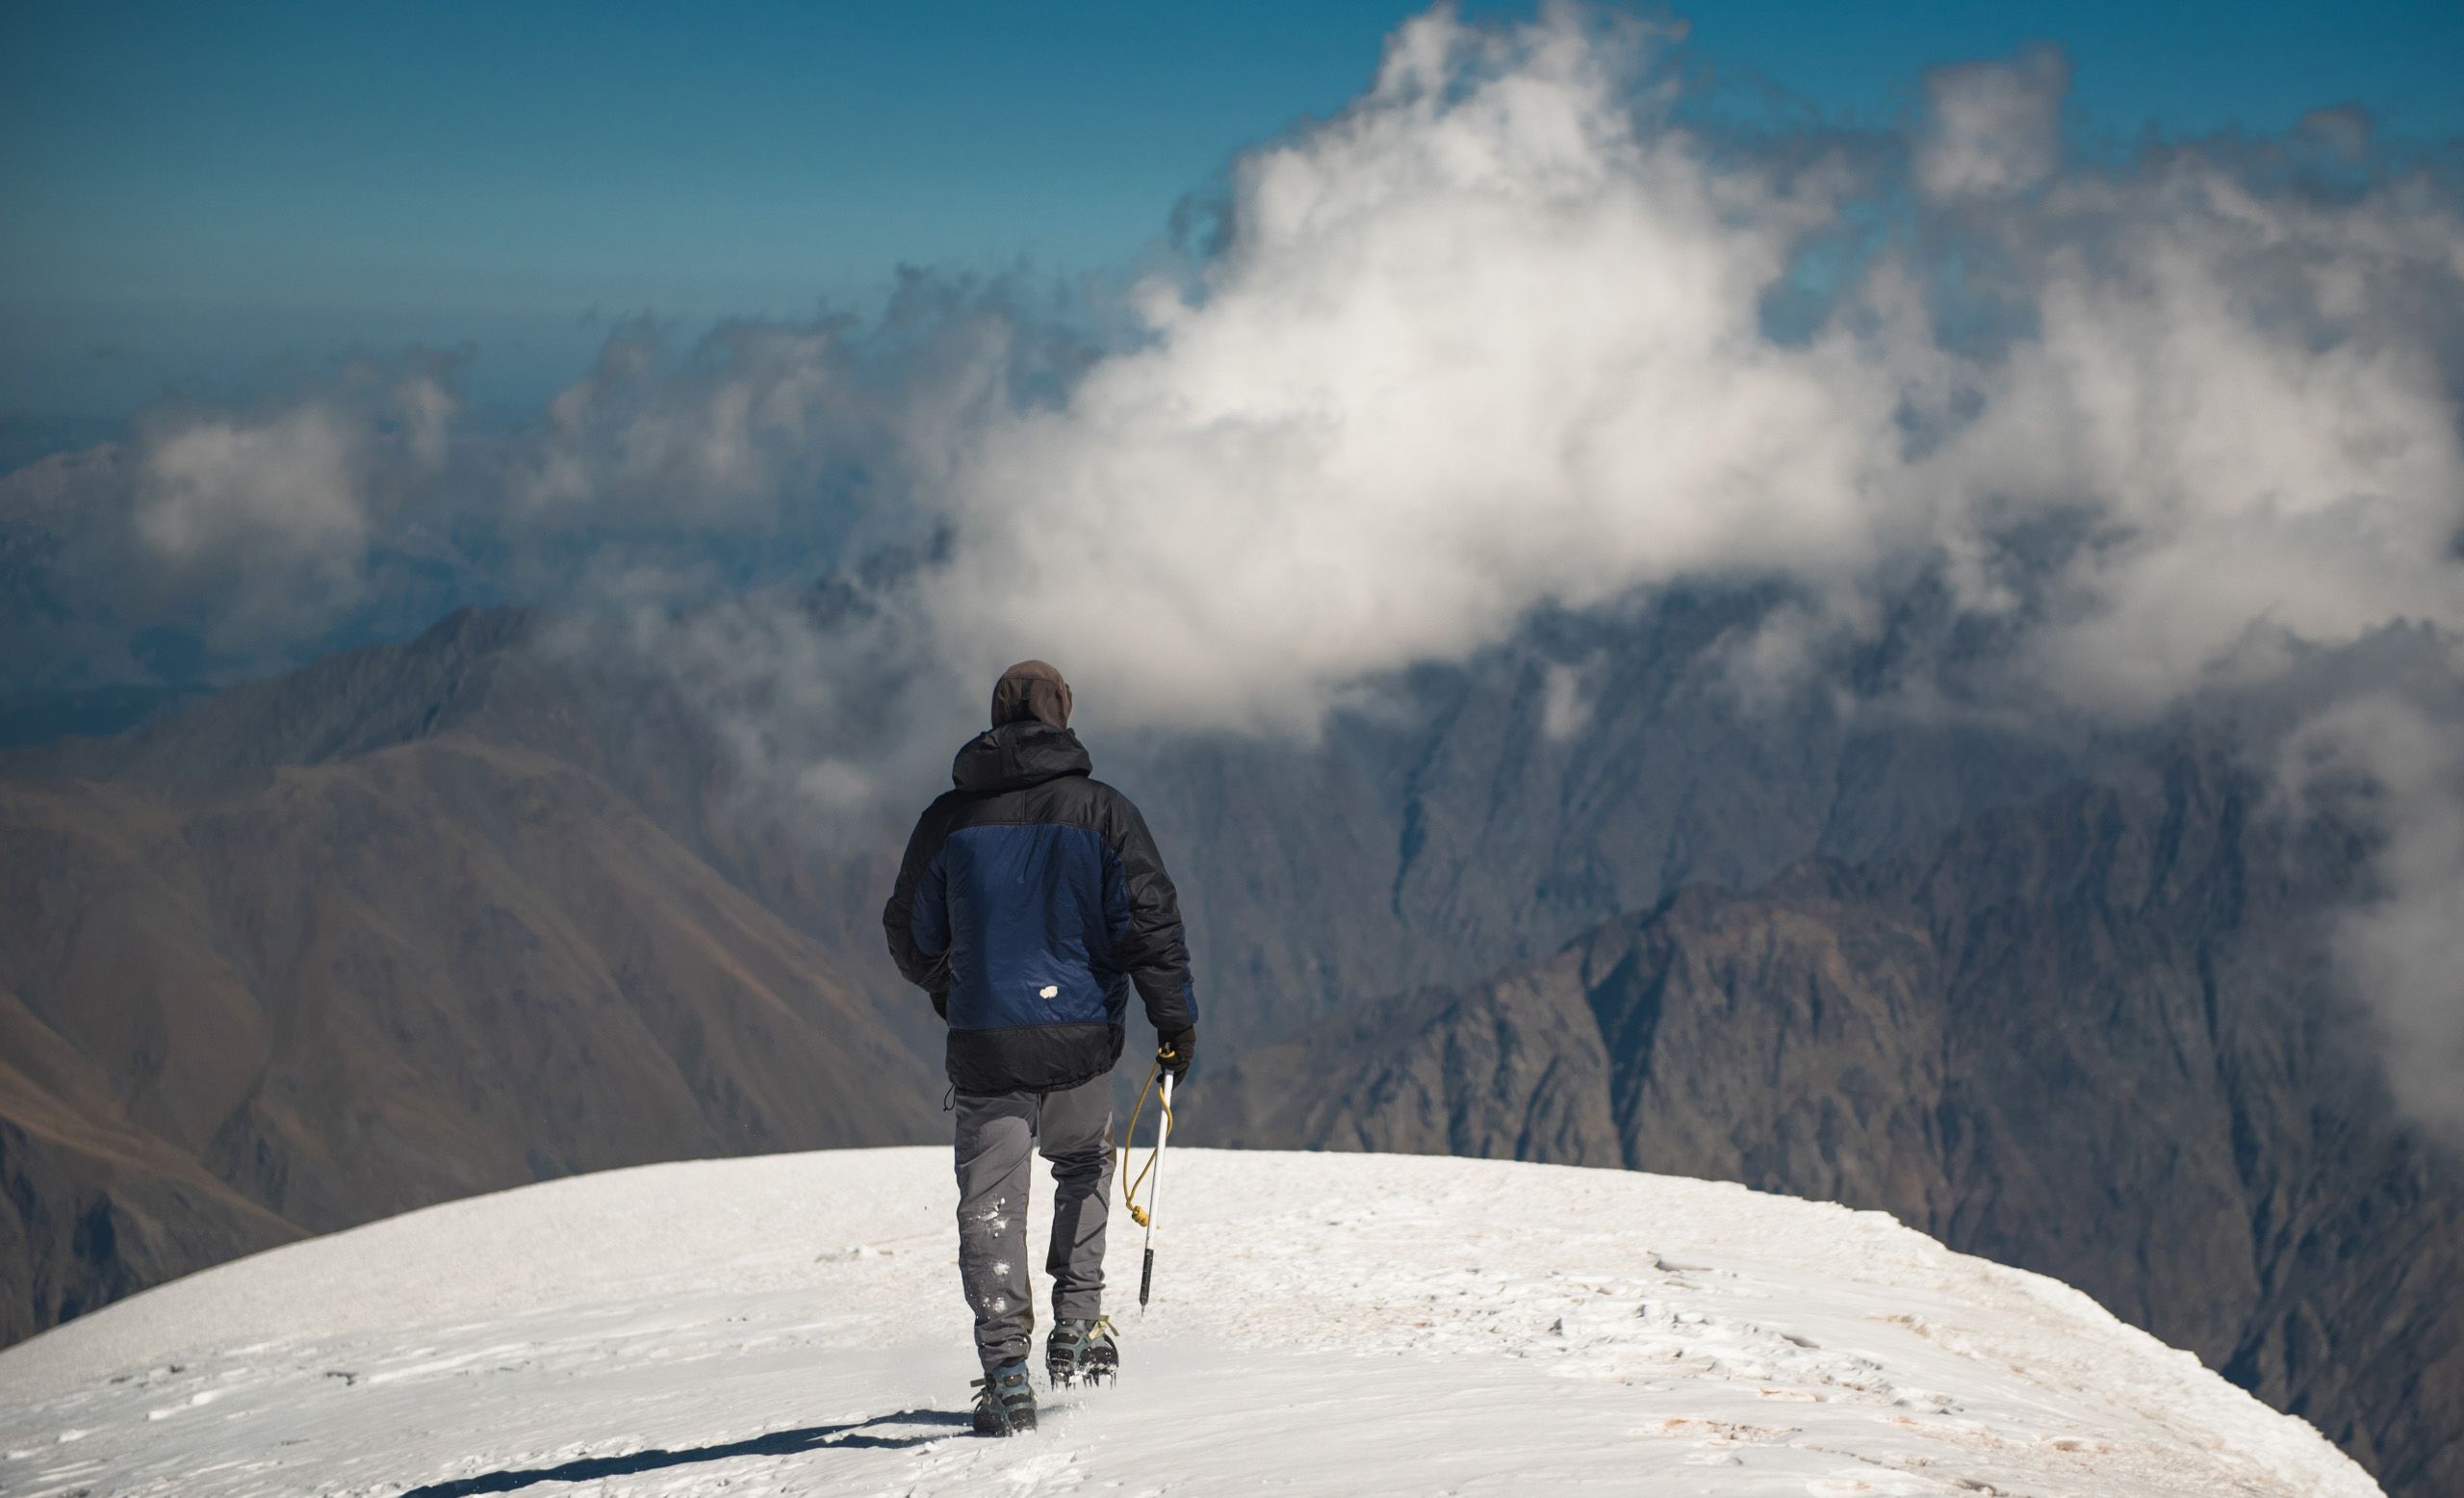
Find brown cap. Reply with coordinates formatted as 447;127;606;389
990;659;1073;730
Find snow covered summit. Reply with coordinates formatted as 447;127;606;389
0;1149;2377;1496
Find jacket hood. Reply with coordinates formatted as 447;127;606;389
991;659;1073;730
952;720;1093;793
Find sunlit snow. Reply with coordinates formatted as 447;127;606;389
0;1149;2378;1496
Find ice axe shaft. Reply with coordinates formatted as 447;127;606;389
1139;1071;1173;1313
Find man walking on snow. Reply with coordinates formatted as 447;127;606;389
883;659;1198;1437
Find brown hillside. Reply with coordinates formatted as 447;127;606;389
0;733;937;1345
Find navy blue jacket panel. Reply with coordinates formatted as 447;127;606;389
884;722;1197;1094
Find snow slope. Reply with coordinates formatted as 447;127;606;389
0;1149;2377;1497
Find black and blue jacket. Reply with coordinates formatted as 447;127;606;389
883;721;1197;1095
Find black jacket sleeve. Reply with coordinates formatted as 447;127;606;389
1100;788;1197;1035
882;795;955;1008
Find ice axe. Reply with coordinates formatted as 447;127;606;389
1120;1048;1180;1313
1140;1072;1173;1311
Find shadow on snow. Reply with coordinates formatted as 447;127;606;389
398;1408;976;1495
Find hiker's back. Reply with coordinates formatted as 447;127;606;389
933;771;1137;1039
886;717;1191;1095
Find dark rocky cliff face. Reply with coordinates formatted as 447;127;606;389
1199;749;2462;1498
1111;596;2075;1054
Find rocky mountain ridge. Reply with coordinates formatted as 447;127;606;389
1200;750;2462;1496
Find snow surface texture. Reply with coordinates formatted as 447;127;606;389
0;1149;2378;1497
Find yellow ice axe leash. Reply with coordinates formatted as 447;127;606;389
1118;1047;1180;1311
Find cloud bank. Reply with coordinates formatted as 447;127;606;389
16;10;2458;729
912;13;2462;736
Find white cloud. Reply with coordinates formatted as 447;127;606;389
517;326;857;522
923;10;1898;730
2279;698;2464;1141
1915;45;2069;200
101;363;470;654
1928;172;2464;711
136;406;365;566
1540;657;1603;742
907;14;2462;739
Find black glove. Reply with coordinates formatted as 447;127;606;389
1158;1027;1195;1085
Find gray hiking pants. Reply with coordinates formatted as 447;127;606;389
952;1070;1116;1370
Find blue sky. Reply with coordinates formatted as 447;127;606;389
3;0;2457;420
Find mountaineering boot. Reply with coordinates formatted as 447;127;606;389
1045;1316;1119;1387
971;1358;1037;1436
